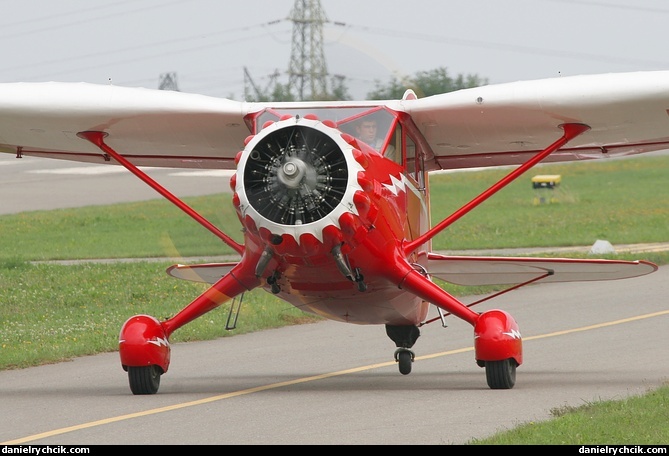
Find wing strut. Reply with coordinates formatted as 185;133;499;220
420;271;552;327
77;130;245;256
403;123;590;256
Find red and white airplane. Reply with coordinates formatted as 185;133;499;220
0;71;664;394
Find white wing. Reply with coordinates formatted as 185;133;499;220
0;82;254;169
396;71;669;169
2;71;669;171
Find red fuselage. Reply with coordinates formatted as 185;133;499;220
231;107;432;325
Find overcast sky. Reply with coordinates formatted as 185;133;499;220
2;0;668;100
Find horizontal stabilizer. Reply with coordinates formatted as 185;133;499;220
166;262;239;284
426;253;658;286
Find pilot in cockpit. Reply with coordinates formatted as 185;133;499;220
354;118;384;150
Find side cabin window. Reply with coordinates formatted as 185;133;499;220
406;135;416;177
405;134;425;191
385;123;401;165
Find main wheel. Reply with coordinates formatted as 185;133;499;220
485;358;516;389
128;365;162;395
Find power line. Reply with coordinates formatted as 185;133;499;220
0;0;199;41
540;0;669;13
330;21;669;69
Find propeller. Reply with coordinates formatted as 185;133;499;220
242;124;349;225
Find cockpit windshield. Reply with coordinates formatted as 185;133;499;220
253;106;398;157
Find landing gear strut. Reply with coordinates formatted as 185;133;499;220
386;324;420;375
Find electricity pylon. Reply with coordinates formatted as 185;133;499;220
286;0;329;100
158;72;180;91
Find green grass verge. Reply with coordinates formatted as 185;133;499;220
2;155;667;260
0;260;318;370
470;384;669;444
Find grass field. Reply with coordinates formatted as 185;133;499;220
1;153;668;444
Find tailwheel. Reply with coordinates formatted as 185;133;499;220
128;365;162;395
484;358;516;389
394;348;415;375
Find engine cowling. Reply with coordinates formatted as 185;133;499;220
232;115;368;260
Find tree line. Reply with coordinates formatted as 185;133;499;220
247;66;488;101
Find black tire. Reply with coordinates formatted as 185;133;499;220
128;365;162;395
398;350;412;375
485;358;516;389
